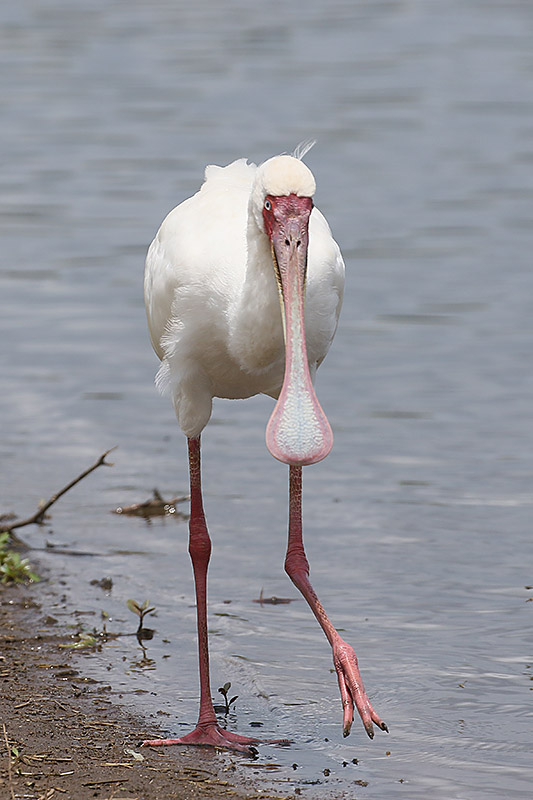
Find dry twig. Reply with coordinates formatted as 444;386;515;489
2;448;116;545
253;588;295;605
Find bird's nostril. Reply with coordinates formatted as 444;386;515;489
296;240;301;248
285;238;290;246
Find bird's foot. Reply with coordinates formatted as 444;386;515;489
332;637;388;739
142;723;289;754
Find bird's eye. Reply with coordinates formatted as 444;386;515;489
264;199;272;211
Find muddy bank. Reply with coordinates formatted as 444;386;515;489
0;579;290;800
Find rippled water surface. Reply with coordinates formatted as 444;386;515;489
2;1;533;797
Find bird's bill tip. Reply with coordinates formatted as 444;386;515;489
266;403;333;466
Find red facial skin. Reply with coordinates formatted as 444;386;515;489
262;193;313;245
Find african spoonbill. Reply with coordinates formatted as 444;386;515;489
142;147;388;751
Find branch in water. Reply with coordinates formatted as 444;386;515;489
2;448;116;546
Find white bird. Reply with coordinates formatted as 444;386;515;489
142;147;387;752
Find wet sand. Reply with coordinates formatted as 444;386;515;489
0;580;289;800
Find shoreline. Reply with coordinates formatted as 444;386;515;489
0;578;290;800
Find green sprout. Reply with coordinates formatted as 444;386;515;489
61;631;99;649
0;532;40;584
127;599;156;645
216;681;238;715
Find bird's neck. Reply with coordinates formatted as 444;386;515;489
227;211;284;376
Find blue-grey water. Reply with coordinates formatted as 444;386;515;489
1;1;532;797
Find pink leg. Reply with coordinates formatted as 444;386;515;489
143;437;266;752
285;466;388;739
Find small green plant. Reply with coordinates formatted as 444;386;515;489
59;619;118;649
0;532;40;584
127;599;156;645
217;681;238;715
61;631;99;649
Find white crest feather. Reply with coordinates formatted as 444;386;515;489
293;139;317;161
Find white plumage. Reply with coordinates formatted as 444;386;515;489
144;154;344;439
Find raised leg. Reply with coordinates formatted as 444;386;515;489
143;436;263;752
285;466;388;739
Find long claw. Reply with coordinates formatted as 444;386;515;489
332;636;387;740
337;669;354;737
343;714;353;738
371;708;389;733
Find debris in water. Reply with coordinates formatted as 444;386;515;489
253;588;296;605
113;489;188;520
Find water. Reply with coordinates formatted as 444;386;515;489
2;0;533;796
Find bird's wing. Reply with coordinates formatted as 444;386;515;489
144;159;256;359
306;208;345;369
